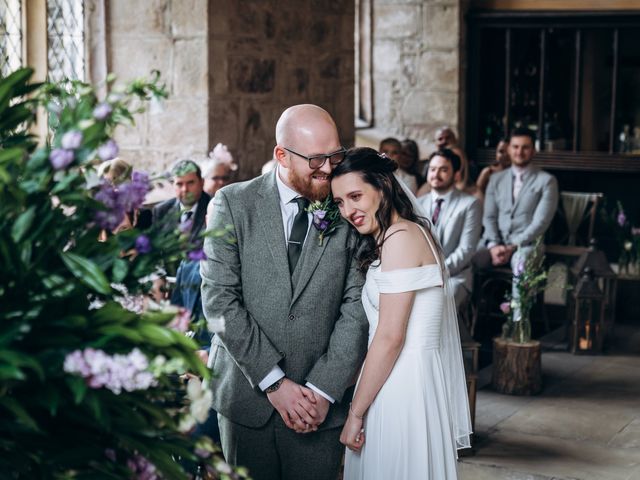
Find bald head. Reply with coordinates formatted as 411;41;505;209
275;104;338;149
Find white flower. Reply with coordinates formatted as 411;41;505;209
191;389;213;423
624;241;633;251
178;414;196;433
207;315;226;334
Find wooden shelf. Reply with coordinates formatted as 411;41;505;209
474;148;640;173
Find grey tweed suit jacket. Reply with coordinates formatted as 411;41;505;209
482;166;559;247
419;189;482;294
201;171;368;429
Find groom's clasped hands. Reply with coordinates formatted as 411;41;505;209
266;378;330;433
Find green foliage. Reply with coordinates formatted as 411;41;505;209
0;69;246;479
500;238;548;344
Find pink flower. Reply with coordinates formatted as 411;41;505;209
500;302;511;314
169;308;191;333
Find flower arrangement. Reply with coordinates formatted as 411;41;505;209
0;68;247;479
306;196;342;245
499;239;548;344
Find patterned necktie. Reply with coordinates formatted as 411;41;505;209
513;171;524;202
288;197;309;274
432;198;444;225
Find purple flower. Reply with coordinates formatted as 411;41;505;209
104;449;117;462
98;139;119;161
135;235;151;254
188;249;207;261
64;347;156;395
94;181;125;230
49;148;75;170
632;227;640;237
318;219;329;230
500;302;511;314
127;453;158;480
118;172;150;211
617;211;627;227
61;130;83;150
93;102;112;120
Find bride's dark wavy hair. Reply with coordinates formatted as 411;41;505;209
332;147;428;273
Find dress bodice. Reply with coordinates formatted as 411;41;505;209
362;263;444;349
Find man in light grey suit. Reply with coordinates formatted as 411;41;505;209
201;105;368;480
419;148;482;309
474;128;559;311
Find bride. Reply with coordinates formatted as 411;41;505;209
331;148;472;479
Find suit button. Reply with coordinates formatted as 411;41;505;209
288;314;295;321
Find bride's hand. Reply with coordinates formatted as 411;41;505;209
340;414;365;451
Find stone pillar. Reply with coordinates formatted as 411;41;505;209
366;0;463;156
209;0;355;179
105;0;209;173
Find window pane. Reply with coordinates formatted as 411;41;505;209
47;0;85;82
616;28;640;154
509;29;540;135
542;28;576;152
477;28;506;148
578;29;613;152
0;0;22;77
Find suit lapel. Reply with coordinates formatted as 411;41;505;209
505;171;514;211
257;173;292;299
440;190;461;243
291;220;332;304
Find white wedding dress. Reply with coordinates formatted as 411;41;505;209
344;227;460;480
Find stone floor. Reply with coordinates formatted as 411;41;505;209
460;324;640;480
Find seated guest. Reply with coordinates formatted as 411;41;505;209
398;138;423;194
475;139;510;199
201;143;237;198
418;126;473;197
378;136;402;163
380;137;419;194
152;159;211;246
418;148;482;309
474;128;559;317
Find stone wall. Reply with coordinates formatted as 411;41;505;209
104;0;209;173
209;0;355;179
362;0;464;156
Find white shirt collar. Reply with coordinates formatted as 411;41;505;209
179;200;199;213
430;188;454;204
275;165;303;205
511;164;531;178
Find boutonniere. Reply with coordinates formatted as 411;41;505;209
306;196;341;246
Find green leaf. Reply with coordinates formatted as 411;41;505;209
61;252;112;295
0;350;44;380
112;258;129;282
137;324;177;347
0;397;40;431
66;375;88;404
0;364;25;381
11;205;36;243
96;324;144;343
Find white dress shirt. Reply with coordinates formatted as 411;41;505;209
257;167;335;403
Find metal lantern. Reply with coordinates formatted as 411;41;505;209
569;267;605;354
571;239;618;342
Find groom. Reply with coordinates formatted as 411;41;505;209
201;104;368;480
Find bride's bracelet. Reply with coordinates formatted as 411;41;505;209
349;402;364;419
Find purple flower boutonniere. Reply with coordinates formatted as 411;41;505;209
306;196;341;246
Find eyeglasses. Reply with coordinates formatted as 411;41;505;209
283;146;347;170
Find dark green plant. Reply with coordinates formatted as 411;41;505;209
0;68;247;479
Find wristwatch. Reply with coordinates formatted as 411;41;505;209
265;378;284;394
